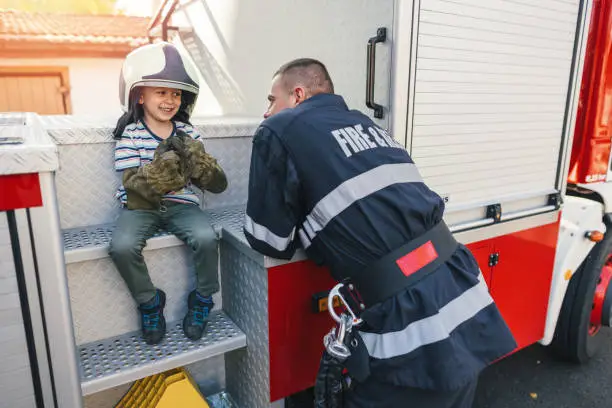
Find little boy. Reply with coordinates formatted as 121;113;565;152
109;42;227;345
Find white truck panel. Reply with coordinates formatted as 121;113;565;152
414;80;568;95
422;0;578;29
0;215;37;408
413;122;563;139
418;22;575;53
415;93;566;105
174;0;394;127
414;102;566;115
407;0;580;229
419;8;576;42
414;137;559;156
578;182;612;213
416;32;572;60
413;112;562;126
511;0;579;14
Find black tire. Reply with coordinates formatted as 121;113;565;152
551;223;612;363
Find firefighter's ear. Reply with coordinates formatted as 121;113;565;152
293;86;307;104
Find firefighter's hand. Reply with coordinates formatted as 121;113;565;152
145;150;188;194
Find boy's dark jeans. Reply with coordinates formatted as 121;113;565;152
109;201;219;304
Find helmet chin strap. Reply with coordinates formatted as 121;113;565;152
112;90;145;139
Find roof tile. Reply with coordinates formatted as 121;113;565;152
0;9;149;46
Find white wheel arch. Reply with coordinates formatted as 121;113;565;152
541;195;605;346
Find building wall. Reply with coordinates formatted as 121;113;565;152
1;56;223;119
1;58;124;119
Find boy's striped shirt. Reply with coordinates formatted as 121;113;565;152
114;120;203;206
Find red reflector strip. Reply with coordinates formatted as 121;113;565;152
396;240;438;277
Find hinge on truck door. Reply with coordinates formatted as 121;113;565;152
548;193;562;210
488;252;499;267
486;204;502;223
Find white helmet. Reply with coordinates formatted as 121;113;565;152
119;42;200;115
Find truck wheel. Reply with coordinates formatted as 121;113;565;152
551;227;612;363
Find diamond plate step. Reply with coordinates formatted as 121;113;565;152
63;206;246;264
79;311;246;396
207;391;240;407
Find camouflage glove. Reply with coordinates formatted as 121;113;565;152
123;148;188;210
157;132;189;163
179;131;228;194
145;150;188;194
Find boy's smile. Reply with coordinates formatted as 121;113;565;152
159;104;176;115
139;87;182;125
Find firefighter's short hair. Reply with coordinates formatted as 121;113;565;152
274;58;335;95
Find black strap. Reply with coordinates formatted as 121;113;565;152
314;352;347;408
349;221;458;306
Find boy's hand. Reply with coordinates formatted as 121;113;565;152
182;136;228;193
159;133;189;163
122;150;187;210
146;150;188;194
157;150;180;163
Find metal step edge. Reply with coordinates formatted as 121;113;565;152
79;310;246;396
62;205;246;264
62;225;222;264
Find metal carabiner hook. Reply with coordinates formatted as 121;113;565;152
327;283;363;326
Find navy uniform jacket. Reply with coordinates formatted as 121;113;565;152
244;93;516;391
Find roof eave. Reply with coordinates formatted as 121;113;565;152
0;37;148;58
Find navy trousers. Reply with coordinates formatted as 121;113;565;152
344;377;478;408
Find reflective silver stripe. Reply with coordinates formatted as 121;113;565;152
298;229;311;248
303;163;422;248
303;219;316;240
244;215;295;251
359;274;493;359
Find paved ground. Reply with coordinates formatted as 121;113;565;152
473;330;612;408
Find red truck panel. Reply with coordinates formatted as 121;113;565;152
268;261;337;401
568;0;612;184
489;221;560;349
0;173;42;210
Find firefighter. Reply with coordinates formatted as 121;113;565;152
243;58;517;407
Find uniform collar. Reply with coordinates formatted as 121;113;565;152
297;93;348;111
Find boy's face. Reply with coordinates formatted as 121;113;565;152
138;87;182;123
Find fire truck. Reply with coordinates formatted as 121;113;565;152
1;0;612;407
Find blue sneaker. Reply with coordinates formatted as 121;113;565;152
138;289;166;345
183;291;214;340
